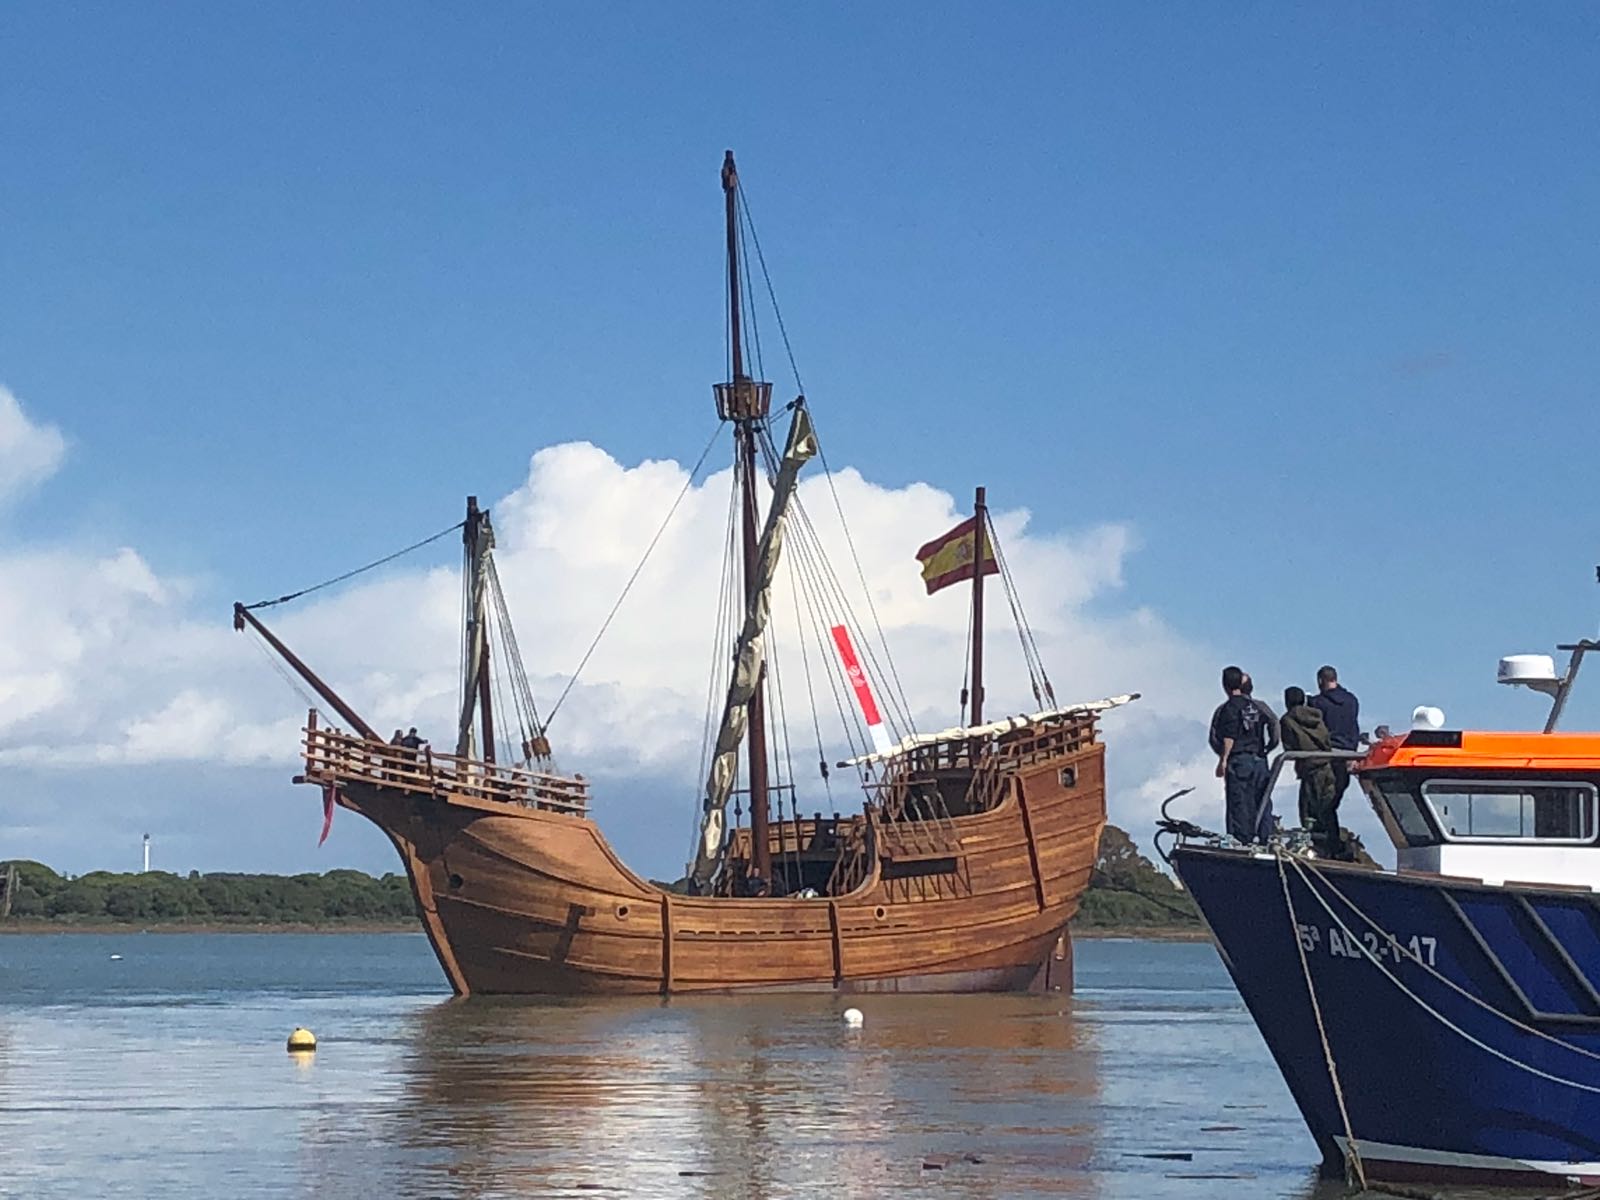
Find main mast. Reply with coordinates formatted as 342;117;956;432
718;150;773;890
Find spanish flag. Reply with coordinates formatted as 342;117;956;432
916;516;998;595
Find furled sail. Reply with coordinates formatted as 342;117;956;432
456;506;495;758
689;403;818;888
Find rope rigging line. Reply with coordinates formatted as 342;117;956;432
486;557;546;757
546;420;728;726
244;520;465;611
813;436;918;734
752;426;882;752
738;187;805;396
245;628;321;714
1275;849;1369;1191
1285;853;1600;1093
737;207;765;384
788;550;838;815
488;624;516;761
775;492;870;768
988;517;1053;709
791;534;871;770
959;586;974;725
763;580;806;886
755;420;914;738
789;495;915;735
458;532;472;739
690;453;743;856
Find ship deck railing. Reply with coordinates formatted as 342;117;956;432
301;720;591;816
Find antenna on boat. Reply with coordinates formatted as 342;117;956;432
1496;565;1600;732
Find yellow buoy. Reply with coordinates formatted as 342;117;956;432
286;1027;317;1053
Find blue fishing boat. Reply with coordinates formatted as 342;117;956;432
1165;628;1600;1187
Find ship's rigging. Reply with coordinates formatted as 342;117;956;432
233;150;1076;900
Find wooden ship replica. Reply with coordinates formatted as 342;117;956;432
235;152;1133;995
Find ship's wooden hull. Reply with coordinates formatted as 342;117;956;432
337;740;1106;996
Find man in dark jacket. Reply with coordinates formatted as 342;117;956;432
1209;665;1274;843
1241;673;1280;757
1281;686;1344;858
1309;665;1361;809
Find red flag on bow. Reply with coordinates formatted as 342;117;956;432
319;784;338;847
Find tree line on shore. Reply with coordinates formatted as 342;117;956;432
0;861;416;925
0;824;1199;929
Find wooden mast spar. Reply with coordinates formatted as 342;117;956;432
722;149;773;891
970;486;987;726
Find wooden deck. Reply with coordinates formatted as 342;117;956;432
302;717;590;816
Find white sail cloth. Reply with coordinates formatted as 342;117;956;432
689;405;819;888
836;694;1140;768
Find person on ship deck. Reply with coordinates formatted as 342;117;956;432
1309;665;1361;809
1280;686;1347;859
1210;665;1274;844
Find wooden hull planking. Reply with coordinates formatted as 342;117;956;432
333;739;1106;996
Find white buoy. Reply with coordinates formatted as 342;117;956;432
842;1007;864;1027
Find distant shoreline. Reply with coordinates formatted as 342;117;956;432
2;918;1207;940
1073;925;1209;942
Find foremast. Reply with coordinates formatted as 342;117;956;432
456;496;495;761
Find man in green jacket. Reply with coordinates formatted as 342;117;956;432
1280;686;1345;858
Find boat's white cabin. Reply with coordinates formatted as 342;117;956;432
1358;730;1600;891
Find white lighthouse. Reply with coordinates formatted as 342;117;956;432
142;833;150;874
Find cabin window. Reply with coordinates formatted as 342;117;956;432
1420;780;1597;843
882;856;959;880
1365;779;1438;847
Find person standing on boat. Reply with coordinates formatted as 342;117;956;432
1241;673;1280;759
1209;666;1274;843
1309;665;1361;809
1280;686;1344;857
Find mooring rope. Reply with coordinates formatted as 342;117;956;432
243;520;466;611
1275;847;1369;1190
1286;854;1600;1094
1295;856;1600;1064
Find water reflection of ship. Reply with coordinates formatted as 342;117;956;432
387;996;1101;1197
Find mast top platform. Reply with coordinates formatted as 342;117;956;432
715;379;772;421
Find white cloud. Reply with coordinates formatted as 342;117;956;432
0;398;1232;872
0;384;66;506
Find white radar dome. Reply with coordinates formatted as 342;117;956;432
1411;705;1446;730
1498;654;1560;690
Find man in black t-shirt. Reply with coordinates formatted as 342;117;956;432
1209;665;1274;843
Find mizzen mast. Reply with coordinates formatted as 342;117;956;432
456;496;495;761
717;150;774;890
970;487;987;725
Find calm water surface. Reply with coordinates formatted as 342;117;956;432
0;935;1387;1198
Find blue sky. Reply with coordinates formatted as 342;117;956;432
3;4;1600;876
